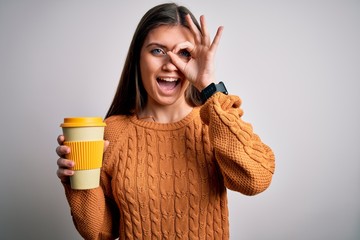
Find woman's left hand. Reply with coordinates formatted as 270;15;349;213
167;14;224;91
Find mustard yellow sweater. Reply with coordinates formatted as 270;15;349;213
63;92;275;240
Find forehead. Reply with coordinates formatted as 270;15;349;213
143;25;194;47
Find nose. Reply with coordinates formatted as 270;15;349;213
162;56;177;71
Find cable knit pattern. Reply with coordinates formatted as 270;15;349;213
63;92;275;239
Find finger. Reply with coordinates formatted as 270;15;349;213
57;135;65;145
56;167;74;177
56;157;74;182
210;26;224;53
199;15;210;46
57;157;75;168
56;168;74;182
172;41;195;56
167;51;188;73
56;145;70;157
185;14;202;43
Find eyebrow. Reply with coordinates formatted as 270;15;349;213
144;42;168;50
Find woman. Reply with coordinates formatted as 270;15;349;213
56;3;275;239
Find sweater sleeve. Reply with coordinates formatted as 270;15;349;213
63;183;119;239
63;157;119;240
62;118;122;240
200;92;275;195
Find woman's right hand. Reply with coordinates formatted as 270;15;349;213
56;135;110;184
56;135;75;184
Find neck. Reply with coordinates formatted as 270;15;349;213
138;100;193;124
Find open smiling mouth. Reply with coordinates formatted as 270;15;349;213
156;77;180;91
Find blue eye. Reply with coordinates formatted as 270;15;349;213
151;48;166;55
179;49;191;58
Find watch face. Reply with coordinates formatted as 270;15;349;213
217;82;228;95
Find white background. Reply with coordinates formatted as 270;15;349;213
0;0;359;239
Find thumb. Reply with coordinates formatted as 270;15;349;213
104;140;110;152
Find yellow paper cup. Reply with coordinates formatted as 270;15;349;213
60;117;106;190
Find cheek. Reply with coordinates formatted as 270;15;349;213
139;53;147;77
139;59;155;93
140;54;159;78
140;60;152;88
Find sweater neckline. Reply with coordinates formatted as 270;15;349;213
130;107;199;130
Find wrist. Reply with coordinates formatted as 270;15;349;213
194;79;213;92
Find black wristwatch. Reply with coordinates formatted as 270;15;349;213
200;81;228;103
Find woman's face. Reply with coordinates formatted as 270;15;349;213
140;25;194;109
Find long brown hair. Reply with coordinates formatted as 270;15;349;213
105;3;202;118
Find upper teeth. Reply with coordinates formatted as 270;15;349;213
158;77;178;82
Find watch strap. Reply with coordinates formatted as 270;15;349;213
200;81;228;103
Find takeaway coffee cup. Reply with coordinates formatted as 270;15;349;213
60;117;106;190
